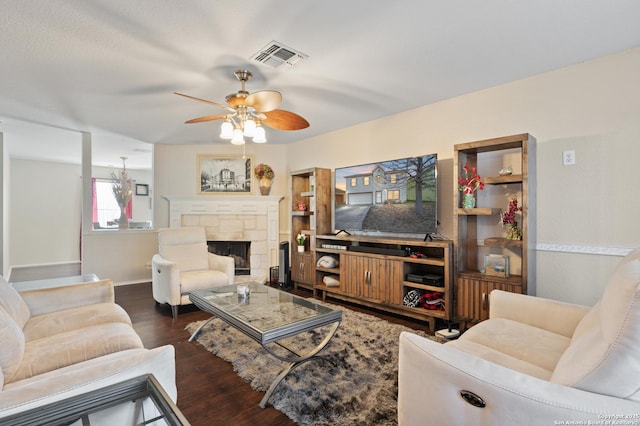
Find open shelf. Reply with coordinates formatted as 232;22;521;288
456;207;502;216
484;174;523;185
313;234;453;331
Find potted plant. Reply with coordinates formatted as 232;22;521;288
296;233;307;252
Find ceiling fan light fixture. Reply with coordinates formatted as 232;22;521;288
243;118;256;137
231;127;245;145
220;120;233;139
177;68;308;145
252;125;267;143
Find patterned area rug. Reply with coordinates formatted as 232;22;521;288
186;302;443;425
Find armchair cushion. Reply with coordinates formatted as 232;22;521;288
551;248;640;400
180;270;230;293
448;318;571;379
158;227;209;272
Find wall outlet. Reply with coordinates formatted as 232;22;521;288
562;150;576;166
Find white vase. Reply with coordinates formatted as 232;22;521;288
297;245;304;253
118;208;129;229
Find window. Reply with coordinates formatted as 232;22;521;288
89;135;153;231
390;174;397;184
92;179;131;229
375;175;382;184
363;176;370;186
350;177;357;187
387;190;400;201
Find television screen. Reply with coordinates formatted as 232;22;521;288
333;154;438;237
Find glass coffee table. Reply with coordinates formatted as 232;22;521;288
189;282;342;408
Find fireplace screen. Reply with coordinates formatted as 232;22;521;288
207;241;250;275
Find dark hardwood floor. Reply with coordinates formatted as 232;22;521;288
114;282;436;426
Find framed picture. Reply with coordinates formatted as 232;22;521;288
197;154;254;195
484;254;510;277
135;183;149;196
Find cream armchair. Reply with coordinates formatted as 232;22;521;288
399;248;640;425
152;227;234;318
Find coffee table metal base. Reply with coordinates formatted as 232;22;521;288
258;320;340;408
189;317;341;408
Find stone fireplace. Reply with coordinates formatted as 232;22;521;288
208;240;251;275
166;196;282;279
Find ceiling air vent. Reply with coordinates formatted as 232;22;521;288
250;41;308;69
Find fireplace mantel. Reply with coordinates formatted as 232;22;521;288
165;195;283;279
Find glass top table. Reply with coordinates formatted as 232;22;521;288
2;374;189;426
189;282;342;408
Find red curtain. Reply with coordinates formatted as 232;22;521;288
126;198;132;219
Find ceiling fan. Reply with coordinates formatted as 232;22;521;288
174;70;309;144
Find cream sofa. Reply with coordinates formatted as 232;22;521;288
399;248;640;425
0;276;176;423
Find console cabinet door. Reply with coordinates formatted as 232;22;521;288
457;275;523;322
342;254;401;303
291;252;314;287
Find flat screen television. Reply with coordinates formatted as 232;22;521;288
333;154;438;238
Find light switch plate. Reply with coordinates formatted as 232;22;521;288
562;150;576;165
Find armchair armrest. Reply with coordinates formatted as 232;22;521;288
151;254;181;305
489;290;590;338
18;279;115;316
208;253;235;284
398;332;640;425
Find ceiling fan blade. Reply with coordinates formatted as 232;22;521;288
184;114;227;124
262;109;310;130
245;90;282;112
174;92;234;112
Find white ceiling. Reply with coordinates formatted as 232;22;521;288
1;1;639;167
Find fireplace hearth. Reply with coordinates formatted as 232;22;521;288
208;241;251;275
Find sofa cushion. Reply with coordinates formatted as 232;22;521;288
454;317;571;375
158;228;209;272
0;277;30;328
22;302;133;342
0;306;25;386
551;248;640;400
7;322;144;384
19;279;115;317
180;270;229;293
446;339;554;380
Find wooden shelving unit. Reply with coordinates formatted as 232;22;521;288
453;133;536;328
289;167;332;291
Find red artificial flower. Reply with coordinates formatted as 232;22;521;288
501;198;522;224
458;164;485;194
